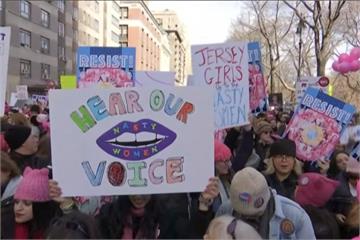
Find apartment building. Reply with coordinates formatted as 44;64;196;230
0;0;77;96
152;9;189;85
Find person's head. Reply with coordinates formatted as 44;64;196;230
128;195;152;209
30;104;41;115
46;211;100;239
0;151;20;185
37;132;51;160
264;139;302;178
302;205;340;239
4;125;39;154
13;167;52;224
328;151;349;178
7;112;30;126
204;215;262;240
295;173;339;207
214;140;232;175
253;120;274;145
230;167;271;218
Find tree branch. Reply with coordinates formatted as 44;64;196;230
283;0;315;29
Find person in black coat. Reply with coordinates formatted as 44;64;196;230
4;125;51;174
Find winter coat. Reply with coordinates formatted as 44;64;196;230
8;151;51;176
217;189;316;240
265;172;298;200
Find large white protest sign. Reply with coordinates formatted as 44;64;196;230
49;87;214;196
191;42;249;129
134;71;175;87
0;27;11;116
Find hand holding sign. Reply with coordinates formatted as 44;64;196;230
199;177;220;211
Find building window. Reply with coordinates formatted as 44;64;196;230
58;22;64;37
20;0;31;18
112;15;119;27
94;37;99;46
111;31;119;43
20;59;31;78
58;46;65;59
19;29;31;48
113;1;120;13
120;42;128;47
157;18;163;26
40;36;50;54
73;29;78;42
57;0;64;13
120;25;128;38
93;19;99;32
120;7;128;19
41;63;50;79
41;9;50;28
94;0;99;13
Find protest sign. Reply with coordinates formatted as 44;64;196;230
295;76;329;106
283;87;355;161
340;125;360;144
49;87;214;196
248;42;267;114
9;92;17;107
191;42;249;129
268;93;283;109
350;142;360;162
134;71;175;87
60;75;77;89
0;27;11;116
77;47;135;88
16;85;28;100
31;94;48;107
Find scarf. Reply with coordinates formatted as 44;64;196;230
14;223;44;239
121;207;145;239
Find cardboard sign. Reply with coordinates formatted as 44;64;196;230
49;87;214;196
283;87;355;161
340;125;360;144
191;42;250;129
0;27;11;116
77;47;135;88
31;95;48;107
296;76;329;106
16;85;28;100
248;42;267;114
350;142;360;162
135;71;175;87
60;75;77;89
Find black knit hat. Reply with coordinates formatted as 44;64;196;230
4;125;32;150
269;139;296;158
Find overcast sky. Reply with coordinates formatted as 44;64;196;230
149;1;246;45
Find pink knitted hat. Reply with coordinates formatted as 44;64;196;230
14;167;50;202
295;173;339;207
214;140;231;162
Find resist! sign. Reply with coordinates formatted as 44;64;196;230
49;87;214;196
191;42;249;130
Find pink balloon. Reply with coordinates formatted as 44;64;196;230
350;47;360;59
338;62;351;74
332;61;341;72
338;53;351;63
349;60;360;72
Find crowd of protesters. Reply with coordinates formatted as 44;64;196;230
1;103;359;239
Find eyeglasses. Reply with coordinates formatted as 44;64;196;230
273;155;294;161
227;218;237;239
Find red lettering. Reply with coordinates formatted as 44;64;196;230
204;67;213;84
207;48;215;65
235;66;243;82
224;65;232;86
194;47;208;66
215;48;225;64
215;66;222;85
133;123;139;133
176;102;194;124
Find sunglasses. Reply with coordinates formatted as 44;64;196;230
227;218;237;239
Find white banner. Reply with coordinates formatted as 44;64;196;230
49;87;214;196
134;71;175;87
0;27;11;116
191;42;250;129
16;85;28;100
295;76;329;106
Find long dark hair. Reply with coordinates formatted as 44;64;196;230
101;195;159;238
328;150;348;179
29;201;62;237
46;210;100;239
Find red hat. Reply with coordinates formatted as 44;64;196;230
214;140;231;162
295;173;339;207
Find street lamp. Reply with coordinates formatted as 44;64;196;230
296;17;306;81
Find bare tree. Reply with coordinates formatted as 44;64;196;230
283;0;347;76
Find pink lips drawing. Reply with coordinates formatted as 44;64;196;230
96;119;177;161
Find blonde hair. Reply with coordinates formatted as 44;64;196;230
204;215;262;240
263;157;303;176
8;113;30;126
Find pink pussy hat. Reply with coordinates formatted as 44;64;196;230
295;173;339;207
14;167;50;202
214;139;232;162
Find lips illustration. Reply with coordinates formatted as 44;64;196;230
96;119;177;161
